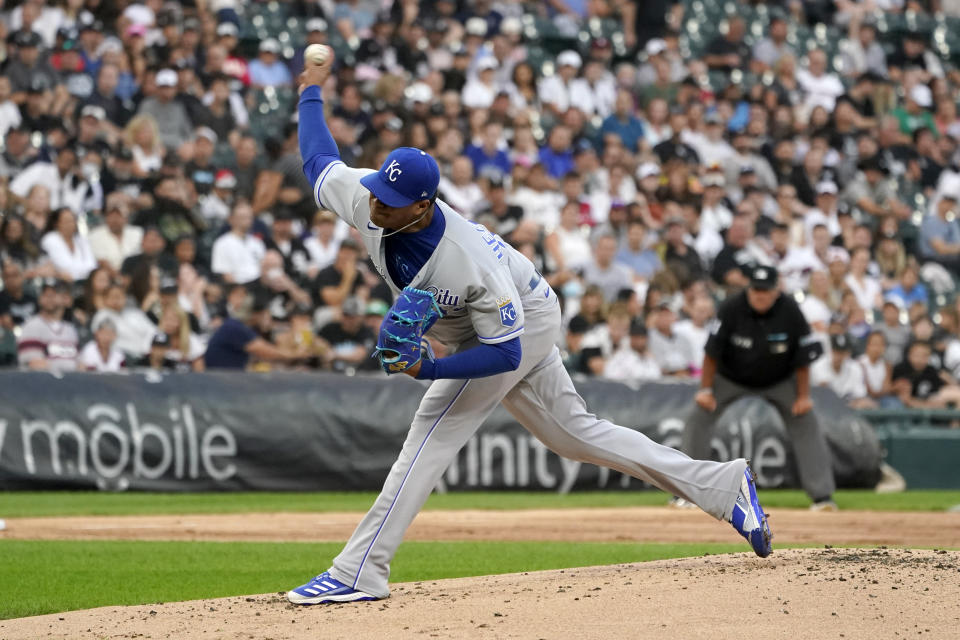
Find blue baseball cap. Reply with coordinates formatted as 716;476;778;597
359;147;440;208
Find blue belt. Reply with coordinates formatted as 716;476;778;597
528;271;542;291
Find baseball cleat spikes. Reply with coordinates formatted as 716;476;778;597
729;467;774;558
287;572;380;605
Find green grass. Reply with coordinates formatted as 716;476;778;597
0;540;749;620
1;489;960;518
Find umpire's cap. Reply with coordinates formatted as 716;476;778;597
360;147;440;208
749;266;778;290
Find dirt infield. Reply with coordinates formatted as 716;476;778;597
3;547;959;640
3;507;960;547
5;509;960;638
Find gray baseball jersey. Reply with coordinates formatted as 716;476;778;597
312;160;750;598
316;160;554;348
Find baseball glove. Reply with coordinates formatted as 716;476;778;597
373;286;443;374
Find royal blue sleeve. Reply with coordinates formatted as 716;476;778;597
416;337;522;380
298;85;341;186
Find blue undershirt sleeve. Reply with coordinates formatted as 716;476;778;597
415;337;522;380
298;85;341;186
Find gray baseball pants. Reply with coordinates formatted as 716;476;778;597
329;299;748;599
682;372;836;501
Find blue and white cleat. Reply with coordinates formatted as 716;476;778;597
286;572;379;605
730;468;773;558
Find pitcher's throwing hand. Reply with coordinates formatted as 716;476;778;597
298;44;333;94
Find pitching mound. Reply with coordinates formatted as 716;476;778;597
3;548;958;640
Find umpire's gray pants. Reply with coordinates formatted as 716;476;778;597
682;373;836;501
329;298;748;599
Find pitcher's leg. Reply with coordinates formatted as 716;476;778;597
681;374;744;461
328;378;475;597
762;379;836;501
329;316;563;598
501;349;746;521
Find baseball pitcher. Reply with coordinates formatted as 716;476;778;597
286;49;772;605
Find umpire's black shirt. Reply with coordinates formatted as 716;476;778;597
705;291;823;388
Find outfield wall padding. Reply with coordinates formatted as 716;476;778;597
0;372;881;491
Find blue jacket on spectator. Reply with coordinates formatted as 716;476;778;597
538;146;574;179
465;144;512;178
886;283;928;308
600;114;645;152
204;318;257;369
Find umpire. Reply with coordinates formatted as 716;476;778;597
682;266;837;510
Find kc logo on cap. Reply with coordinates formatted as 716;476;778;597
386;160;402;182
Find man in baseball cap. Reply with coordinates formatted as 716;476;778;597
7;31;58;95
291;32;778;610
359;147;440;228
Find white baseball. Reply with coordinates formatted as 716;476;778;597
305;44;331;66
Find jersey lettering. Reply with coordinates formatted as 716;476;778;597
474;224;505;261
426;286;461;308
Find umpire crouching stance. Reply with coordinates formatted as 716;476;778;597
683;266;837;510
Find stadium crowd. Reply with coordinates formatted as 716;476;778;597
4;0;960;410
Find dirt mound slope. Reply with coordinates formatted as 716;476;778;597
3;548;959;640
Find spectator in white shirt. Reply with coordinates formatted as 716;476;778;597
177;263;211;332
40;208;97;282
211;202;266;284
582;235;635;302
941;308;960;381
699;171;734;235
840;21;887;78
690;112;735;168
648;302;692;377
805;181;843;241
538;50;581;118
801;270;834;343
570;60;616;118
0;76;21;136
674;296;715;375
437;156;485;218
844;246;883;313
581;303;631;368
509;163;564;232
461;57;500;109
797;49;845;112
88;198;144;272
858;331;899;408
92;281;156;359
773;223;822;294
546;202;594;272
304;209;343;276
78;316;127;372
812;333;874;407
603;320;662;382
10;144;91;214
199;170;237;223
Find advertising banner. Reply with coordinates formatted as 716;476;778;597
0;372;881;491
